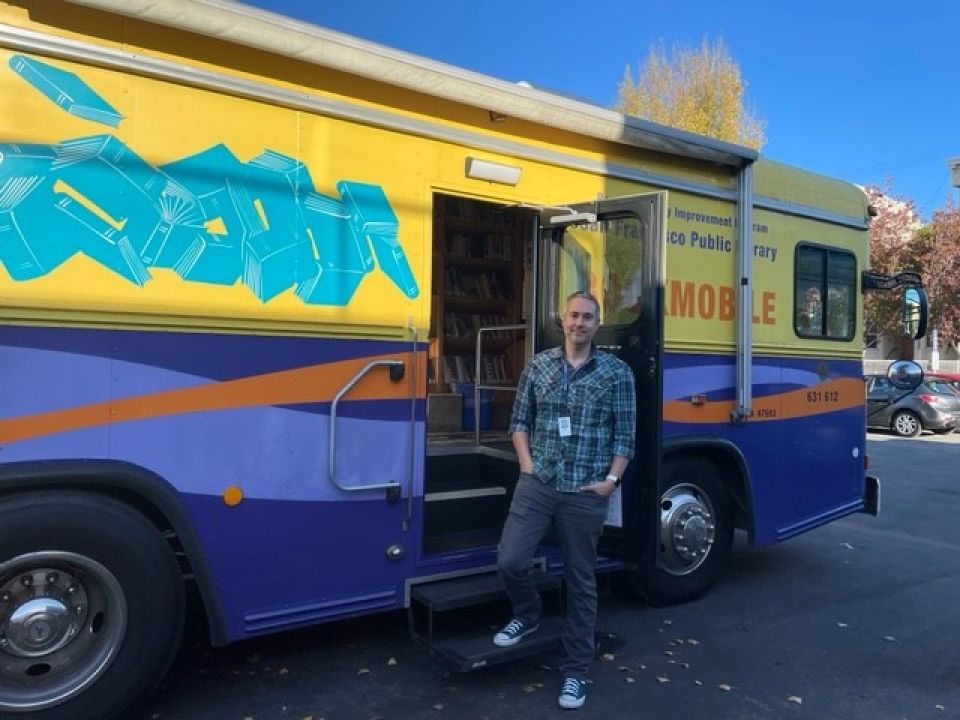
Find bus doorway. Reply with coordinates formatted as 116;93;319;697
422;194;534;555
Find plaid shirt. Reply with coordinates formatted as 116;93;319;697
509;346;636;492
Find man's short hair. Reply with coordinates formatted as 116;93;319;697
565;290;600;316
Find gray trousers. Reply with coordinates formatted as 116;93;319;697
497;473;609;680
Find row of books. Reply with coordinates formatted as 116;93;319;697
444;198;510;226
443;313;515;339
446;232;515;260
444;267;508;299
442;354;511;385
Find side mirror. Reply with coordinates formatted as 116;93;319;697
887;359;923;390
901;287;928;340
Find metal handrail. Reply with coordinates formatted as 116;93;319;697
329;359;405;494
473;324;527;445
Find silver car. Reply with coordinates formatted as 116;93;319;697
865;375;960;437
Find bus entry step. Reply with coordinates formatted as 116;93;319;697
430;615;564;672
410;570;560;612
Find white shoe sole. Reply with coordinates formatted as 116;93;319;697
558;695;585;709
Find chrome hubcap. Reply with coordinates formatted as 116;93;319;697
659;484;716;576
0;552;126;711
895;414;918;435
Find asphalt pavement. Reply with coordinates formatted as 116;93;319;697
142;431;960;720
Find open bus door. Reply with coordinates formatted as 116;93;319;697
535;194;665;564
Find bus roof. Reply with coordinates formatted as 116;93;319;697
61;0;758;168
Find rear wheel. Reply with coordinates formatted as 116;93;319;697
623;457;734;605
891;410;922;437
0;492;184;720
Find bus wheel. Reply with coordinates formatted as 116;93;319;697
891;410;922;438
0;492;185;720
623;457;734;606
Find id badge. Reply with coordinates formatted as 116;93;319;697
558;416;572;437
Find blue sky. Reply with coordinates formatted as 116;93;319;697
246;0;958;219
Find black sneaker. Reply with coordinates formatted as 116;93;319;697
492;617;539;647
558;677;586;709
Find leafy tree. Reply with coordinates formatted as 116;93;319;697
907;203;960;351
863;185;922;343
615;38;765;150
864;185;960;354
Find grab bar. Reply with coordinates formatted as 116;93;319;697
474;324;527;445
329;359;405;500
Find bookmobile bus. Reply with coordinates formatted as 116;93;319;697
0;1;929;718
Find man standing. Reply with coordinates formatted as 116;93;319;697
494;290;637;710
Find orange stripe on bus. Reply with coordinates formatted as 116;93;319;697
663;378;865;423
0;351;425;444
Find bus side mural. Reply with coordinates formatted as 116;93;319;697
2;54;418;304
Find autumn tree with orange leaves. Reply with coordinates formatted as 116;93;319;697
907;204;960;351
864;185;960;353
615;38;765;150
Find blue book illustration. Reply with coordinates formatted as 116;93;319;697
10;55;124;127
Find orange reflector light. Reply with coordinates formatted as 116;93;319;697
223;485;243;506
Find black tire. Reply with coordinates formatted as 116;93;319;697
891;410;922;438
0;492;185;720
623;457;734;606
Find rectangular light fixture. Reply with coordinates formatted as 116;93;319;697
465;157;521;186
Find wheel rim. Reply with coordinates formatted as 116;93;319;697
659;483;717;576
894;413;919;436
0;551;127;711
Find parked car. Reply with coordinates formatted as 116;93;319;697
926;371;960;395
865;374;960;437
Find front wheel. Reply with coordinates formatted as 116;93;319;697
0;492;185;720
623;457;734;606
891;410;922;438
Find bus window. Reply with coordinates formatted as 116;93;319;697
555;216;646;327
794;244;856;340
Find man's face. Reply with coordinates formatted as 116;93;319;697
562;296;600;348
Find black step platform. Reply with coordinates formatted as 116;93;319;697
431;616;564;671
410;570;561;612
408;569;565;671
